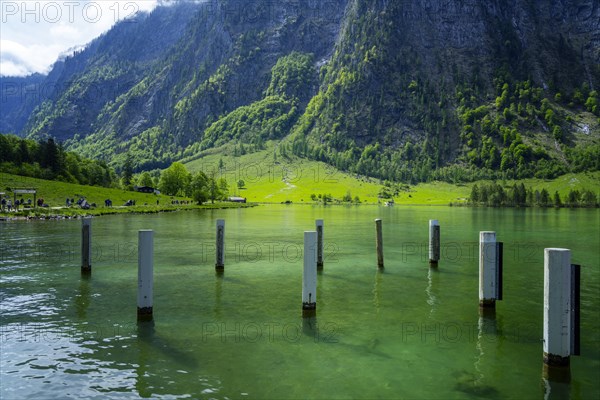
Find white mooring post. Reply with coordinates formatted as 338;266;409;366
316;219;324;269
479;231;503;308
429;220;440;267
375;219;384;269
302;231;317;317
215;219;225;272
81;218;92;275
543;248;572;367
137;230;154;322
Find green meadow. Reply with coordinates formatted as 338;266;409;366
183;142;469;204
2;145;598;217
183;142;600;205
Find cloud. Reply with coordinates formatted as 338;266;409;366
0;39;69;76
0;1;161;77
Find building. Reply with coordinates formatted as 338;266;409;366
134;186;156;194
227;197;247;203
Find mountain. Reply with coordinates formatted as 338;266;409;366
0;73;46;133
1;0;598;181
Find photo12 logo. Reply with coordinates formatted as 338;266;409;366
195;160;340;185
1;1;141;24
0;241;137;264
199;241;339;265
201;321;339;344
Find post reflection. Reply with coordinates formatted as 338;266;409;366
542;364;571;400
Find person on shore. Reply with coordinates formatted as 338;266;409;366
1;198;6;212
66;198;71;207
7;199;12;211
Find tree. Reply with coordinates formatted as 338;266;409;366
343;190;352;202
40;138;63;174
122;152;134;187
158;162;191;196
553;191;562;208
540;188;550;207
552;126;563;142
237;179;245;189
137;172;154;187
470;184;480;204
218;178;229;199
581;190;598;207
206;172;225;203
190;171;210;204
567;190;580;207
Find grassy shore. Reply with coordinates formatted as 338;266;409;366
2;164;598;218
0;173;254;218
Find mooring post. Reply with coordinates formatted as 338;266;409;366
375;219;384;268
81;218;92;275
302;231;317;317
543;248;573;367
479;231;500;308
429;220;440;267
137;230;154;322
215;219;225;272
316;219;324;270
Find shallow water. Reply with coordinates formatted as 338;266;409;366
1;205;599;399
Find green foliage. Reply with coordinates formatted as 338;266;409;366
137;172;154;187
158;164;230;204
158;162;191;196
0;134;116;187
190;171;210;204
121;152;134;187
585;90;599;115
202;96;298;150
469;182;598;208
266;52;315;103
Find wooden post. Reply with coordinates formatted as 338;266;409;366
215;219;225;272
479;231;497;308
543;248;572;367
316;219;324;270
302;231;317;317
81;218;92;275
137;230;154;322
375;219;384;269
428;220;440;267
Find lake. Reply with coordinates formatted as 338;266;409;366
1;205;599;399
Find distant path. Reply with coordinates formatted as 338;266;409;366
265;180;297;199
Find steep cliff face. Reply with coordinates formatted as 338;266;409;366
0;73;45;133
289;0;599;180
19;1;202;143
1;0;598;179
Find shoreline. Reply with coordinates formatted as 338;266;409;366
0;203;257;221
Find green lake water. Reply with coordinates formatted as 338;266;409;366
1;205;599;399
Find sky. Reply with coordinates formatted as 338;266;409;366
0;1;163;77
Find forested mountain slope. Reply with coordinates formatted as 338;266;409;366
1;0;598;182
